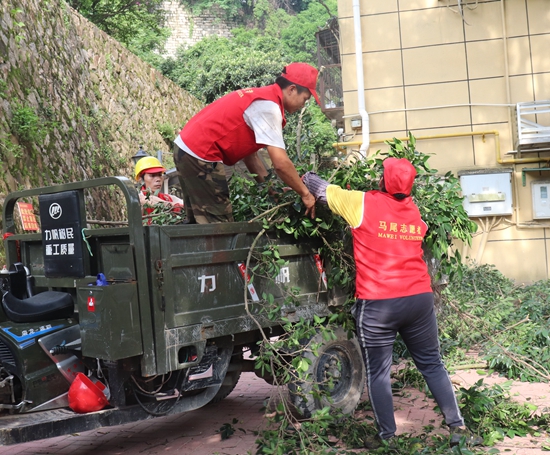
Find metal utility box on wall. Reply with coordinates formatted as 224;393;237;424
532;181;550;219
515;100;550;153
459;169;513;217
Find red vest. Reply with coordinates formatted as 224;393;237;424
178;84;286;166
352;191;432;300
141;190;182;225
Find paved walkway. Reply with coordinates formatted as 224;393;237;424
1;370;548;454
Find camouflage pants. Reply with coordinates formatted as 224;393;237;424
173;146;234;224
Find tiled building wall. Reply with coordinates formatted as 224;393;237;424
338;0;550;282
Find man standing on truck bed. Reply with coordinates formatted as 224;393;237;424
173;63;319;224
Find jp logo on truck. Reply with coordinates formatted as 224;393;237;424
49;203;62;219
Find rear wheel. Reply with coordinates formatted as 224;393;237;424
209;348;243;404
288;327;365;418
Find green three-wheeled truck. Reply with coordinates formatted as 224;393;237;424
0;177;365;445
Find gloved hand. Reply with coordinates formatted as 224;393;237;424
96;273;108;286
302;172;329;204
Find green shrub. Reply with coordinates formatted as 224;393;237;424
10;103;46;143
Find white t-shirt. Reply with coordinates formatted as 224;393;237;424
174;100;285;163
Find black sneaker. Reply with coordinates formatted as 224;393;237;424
449;427;483;447
364;435;396;450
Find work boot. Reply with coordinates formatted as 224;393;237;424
449;426;483;447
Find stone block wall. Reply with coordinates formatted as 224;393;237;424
162;1;239;57
0;0;203;223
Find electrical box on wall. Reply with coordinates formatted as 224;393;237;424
532;181;550;219
459;170;513;217
350;118;362;129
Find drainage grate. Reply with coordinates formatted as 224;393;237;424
0;338;16;366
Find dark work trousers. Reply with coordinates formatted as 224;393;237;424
353;292;464;439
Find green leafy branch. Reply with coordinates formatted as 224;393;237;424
458;379;550;445
441;263;550;382
140;189;186;225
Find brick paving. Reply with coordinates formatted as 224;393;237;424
0;370;548;454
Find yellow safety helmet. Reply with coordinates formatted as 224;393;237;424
134;156;166;181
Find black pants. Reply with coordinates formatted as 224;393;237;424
353;292;464;439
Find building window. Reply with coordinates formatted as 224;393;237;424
316;18;343;125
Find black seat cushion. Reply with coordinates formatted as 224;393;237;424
8;262;28;300
2;291;74;323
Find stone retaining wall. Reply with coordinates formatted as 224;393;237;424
0;0;203;222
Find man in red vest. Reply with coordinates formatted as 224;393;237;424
173;63;319;224
302;158;483;449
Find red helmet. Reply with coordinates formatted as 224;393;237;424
68;373;109;413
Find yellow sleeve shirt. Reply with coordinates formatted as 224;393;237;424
326;185;365;228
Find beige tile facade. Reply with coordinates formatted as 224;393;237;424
402;43;468;85
525;0;550;35
466;40;506;79
509;74;535;102
337;0;550;282
362;13;402;52
463;1;504;40
363;51;404;89
531;34;550;74
469;78;509;124
504;0;529;37
534;73;550;101
400;8;465;47
507;37;532;76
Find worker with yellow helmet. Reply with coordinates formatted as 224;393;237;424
134;157;183;214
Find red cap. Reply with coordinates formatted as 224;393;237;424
383;158;417;196
282;63;320;105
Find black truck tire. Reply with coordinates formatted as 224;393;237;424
208;348;243;404
288;327;365;418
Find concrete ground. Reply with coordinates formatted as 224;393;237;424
1;369;548;455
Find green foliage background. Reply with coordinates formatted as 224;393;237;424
65;0;167;46
160;0;337;102
161;33;287;104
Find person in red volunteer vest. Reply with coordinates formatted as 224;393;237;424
302;158;483;449
135;156;183;223
173;63;320;224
